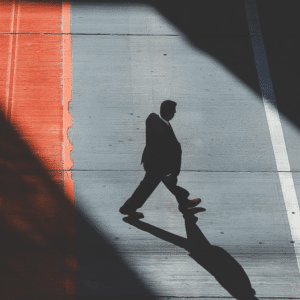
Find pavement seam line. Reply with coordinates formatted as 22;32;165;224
68;170;300;173
245;0;300;280
0;32;180;36
2;32;300;37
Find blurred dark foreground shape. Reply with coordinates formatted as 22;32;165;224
124;208;259;300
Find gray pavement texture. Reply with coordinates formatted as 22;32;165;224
70;2;300;299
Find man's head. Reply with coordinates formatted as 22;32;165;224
160;100;177;121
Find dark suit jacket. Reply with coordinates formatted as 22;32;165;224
141;113;182;176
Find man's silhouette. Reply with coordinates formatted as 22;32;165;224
120;100;201;219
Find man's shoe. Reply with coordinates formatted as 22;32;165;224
178;198;201;212
119;206;144;219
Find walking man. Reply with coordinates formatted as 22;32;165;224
120;100;201;219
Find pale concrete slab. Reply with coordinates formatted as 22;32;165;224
71;3;180;35
69;2;300;299
73;170;300;298
70;34;276;172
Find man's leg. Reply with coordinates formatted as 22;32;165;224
162;175;201;212
121;171;162;212
162;175;190;205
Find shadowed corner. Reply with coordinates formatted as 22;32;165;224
0;106;155;299
124;208;259;300
75;205;156;299
0;105;77;299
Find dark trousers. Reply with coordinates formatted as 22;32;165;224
122;168;190;211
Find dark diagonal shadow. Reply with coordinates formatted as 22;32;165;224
124;209;259;300
75;206;155;299
0;107;155;299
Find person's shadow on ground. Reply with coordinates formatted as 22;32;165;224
123;208;259;300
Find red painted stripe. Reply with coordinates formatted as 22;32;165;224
62;1;73;200
62;1;77;295
18;0;63;33
0;0;76;297
0;0;15;32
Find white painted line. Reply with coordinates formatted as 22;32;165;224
5;1;15;118
244;0;300;270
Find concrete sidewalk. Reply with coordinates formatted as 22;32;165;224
1;1;300;299
70;2;300;299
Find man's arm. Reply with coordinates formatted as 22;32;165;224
146;113;181;176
